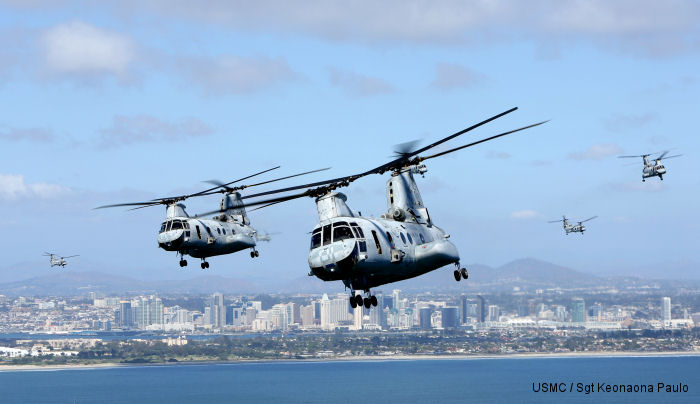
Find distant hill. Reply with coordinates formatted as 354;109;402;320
0;258;696;296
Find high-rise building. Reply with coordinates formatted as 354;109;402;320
369;292;386;329
572;298;586;323
441;307;459;328
460;294;468;324
487;305;500;322
662;297;671;322
132;296;163;328
208;293;225;328
392;290;401;311
419;307;432;329
476;295;486;323
227;305;244;326
117;301;132;328
300;305;315;327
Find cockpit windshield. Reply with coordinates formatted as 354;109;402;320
160;220;188;233
310;228;322;249
332;225;354;242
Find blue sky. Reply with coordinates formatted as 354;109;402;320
1;1;699;283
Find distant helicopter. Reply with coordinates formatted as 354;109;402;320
96;167;327;269
201;107;546;309
254;231;280;242
44;252;78;268
548;215;597;235
618;151;682;181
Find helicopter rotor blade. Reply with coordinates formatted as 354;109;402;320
420;120;548;162
193;166;281;196
95;201;165;209
580;216;597;223
660;154;682;160
195;191;311;217
62;255;79;259
547;219;564;223
655;150;669;160
195;167;332;197
242;108;533;202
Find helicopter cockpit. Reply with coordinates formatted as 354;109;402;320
159;219;190;234
310;221;366;250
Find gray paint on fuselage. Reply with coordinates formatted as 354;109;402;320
158;216;256;259
308;215;458;290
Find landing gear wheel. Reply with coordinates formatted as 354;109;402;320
350;296;357;309
460;268;468;280
201;262;206;269
250;251;255;258
354;295;363;307
363;297;371;309
371;295;378;307
205;262;210;268
254;250;259;257
454;269;461;282
179;259;188;267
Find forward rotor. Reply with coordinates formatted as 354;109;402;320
195;107;548;216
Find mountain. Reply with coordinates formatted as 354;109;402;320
0;258;697;296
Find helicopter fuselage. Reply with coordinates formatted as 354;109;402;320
308;216;459;291
306;166;461;293
158;216;256;259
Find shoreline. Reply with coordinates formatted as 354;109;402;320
2;350;699;371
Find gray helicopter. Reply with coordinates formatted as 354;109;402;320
203;107;546;309
44;252;78;268
548;215;597;235
97;167;326;269
618;151;682;181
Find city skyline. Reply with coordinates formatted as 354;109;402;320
0;1;699;284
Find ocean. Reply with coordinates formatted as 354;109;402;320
1;355;698;403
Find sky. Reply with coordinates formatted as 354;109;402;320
1;0;699;284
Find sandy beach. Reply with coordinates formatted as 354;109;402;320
2;350;699;371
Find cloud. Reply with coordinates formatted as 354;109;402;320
41;21;135;80
569;143;622;160
0;174;70;200
510;210;543;219
327;67;395;96
175;55;297;95
486;150;511;159
604;181;666;193
98;114;213;147
431;63;487;90
0;127;54;142
125;1;700;56
604;112;656;132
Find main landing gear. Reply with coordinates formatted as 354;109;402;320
349;292;378;309
200;258;210;269
178;253;188;268
250;249;259;258
453;263;468;282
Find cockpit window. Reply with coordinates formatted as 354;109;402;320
334;221;349;227
333;226;354;242
322;225;332;246
160;222;167;233
170;221;183;230
310;229;322;249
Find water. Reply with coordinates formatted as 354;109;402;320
0;356;698;403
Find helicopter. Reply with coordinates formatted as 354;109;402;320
548;215;597;235
618;151;682;181
44;252;79;268
199;107;546;309
96;167;327;269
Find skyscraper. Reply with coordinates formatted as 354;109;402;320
441;307;459;328
572;298;586;323
419;307;432;329
209;293;225;328
476;295;486;323
117;300;132;328
662;297;671;322
460;294;468;324
487;305;500;322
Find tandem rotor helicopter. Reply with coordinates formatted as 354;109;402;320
200;107;547;309
548;215;597;235
618;150;682;182
96;167;327;269
44;252;79;268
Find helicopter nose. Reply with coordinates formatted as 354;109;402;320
657;167;666;174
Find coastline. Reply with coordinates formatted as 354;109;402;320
2;350;699;371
